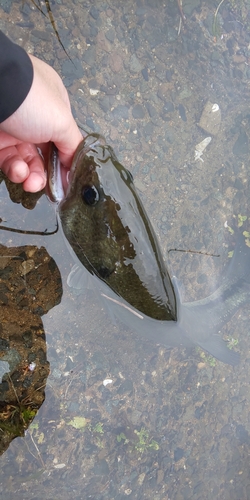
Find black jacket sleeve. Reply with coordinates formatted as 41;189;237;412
0;31;33;123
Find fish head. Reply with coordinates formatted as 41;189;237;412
61;135;130;279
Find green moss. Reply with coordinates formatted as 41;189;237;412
227;338;239;350
198;349;217;367
134;427;159;453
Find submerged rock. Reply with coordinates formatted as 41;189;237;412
198;101;221;135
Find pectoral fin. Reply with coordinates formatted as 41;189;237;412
67;263;90;291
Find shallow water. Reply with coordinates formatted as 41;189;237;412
1;1;250;498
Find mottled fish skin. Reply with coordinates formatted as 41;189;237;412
48;134;245;366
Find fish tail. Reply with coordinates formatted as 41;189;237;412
197;335;240;366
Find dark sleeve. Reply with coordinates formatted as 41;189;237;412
0;31;33;123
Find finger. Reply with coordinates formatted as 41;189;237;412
22;162;47;192
0;145;29;183
0;144;46;192
54;124;84;168
16;143;47;192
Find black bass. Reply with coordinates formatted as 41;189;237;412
48;134;244;366
48;134;176;322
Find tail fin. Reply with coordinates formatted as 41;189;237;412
226;230;250;283
197;335;240;366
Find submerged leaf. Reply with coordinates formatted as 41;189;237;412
238;214;247;227
67;416;89;429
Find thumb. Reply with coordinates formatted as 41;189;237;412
54;122;85;168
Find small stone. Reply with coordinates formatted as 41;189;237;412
103;379;113;386
134;178;147;192
111;105;129;120
141;68;149;81
31;30;51;42
163;101;174;113
96;31;111;53
89;5;99;20
166;69;174;82
198;101;221;135
0;361;10;383
129;54;143;74
143;122;154;137
82;47;96;65
93;459;110;475
105;28;115;43
157;469;165;484
145;102;157;118
233;130;249;156
178;103;187;122
174;447;185;462
197;362;206;369
109;52;123;73
1;0;12;13
138;472;145;485
132;104;145;119
233;54;246;64
20;259;35;276
117;379;133;394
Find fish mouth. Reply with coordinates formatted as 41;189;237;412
47;134;105;203
47;144;70;203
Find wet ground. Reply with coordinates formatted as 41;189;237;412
1;0;250;498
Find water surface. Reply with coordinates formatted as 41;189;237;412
0;1;250;499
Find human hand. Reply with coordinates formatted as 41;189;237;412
0;54;84;192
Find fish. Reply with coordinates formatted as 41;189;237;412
48;133;176;322
47;133;245;366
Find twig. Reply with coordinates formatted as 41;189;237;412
27;431;45;467
168;248;220;257
0;222;58;235
8;374;21;405
176;0;185;24
215;0;225;19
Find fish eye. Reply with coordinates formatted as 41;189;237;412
81;185;99;205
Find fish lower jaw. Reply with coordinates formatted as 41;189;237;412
48;145;71;202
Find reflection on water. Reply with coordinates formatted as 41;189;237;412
1;1;250;499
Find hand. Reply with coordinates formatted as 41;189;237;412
0;54;83;192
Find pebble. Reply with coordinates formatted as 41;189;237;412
132;104;145;119
198;101;221;135
93;459;110;475
134;178;147;192
129;54;143;73
62;60;84;86
145;101;157;118
31;30;51;42
111;104;129;120
103;379;113;386
178;103;187;122
233;130;249;156
0;361;9;383
105;28;115;43
89;5;99;20
141;68;149;81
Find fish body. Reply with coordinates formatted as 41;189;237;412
48;134;245;365
49;134;176;322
